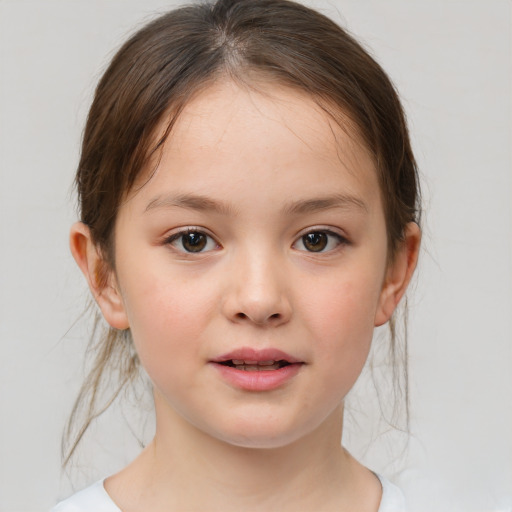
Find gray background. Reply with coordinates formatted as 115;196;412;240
0;1;511;511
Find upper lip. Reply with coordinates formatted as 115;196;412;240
212;347;302;364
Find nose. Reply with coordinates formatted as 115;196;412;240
222;249;292;327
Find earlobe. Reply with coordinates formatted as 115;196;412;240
69;222;129;330
374;222;421;327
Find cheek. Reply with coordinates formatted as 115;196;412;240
118;266;218;374
303;273;383;384
306;270;381;333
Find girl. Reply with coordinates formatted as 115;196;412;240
54;0;421;510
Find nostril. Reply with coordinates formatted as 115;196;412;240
233;311;281;323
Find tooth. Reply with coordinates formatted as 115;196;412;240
259;360;275;366
260;364;280;371
244;360;258;365
233;363;281;371
232;359;244;365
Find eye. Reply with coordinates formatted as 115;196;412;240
165;229;218;253
294;230;346;253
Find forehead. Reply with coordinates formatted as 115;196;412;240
133;79;381;213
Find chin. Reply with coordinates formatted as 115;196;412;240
203;414;319;451
217;431;304;451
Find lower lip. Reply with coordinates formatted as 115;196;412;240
211;363;303;391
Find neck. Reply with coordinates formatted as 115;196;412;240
106;393;379;511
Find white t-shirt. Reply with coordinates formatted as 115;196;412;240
51;474;406;511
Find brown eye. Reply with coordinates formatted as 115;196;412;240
302;232;328;252
166;230;218;253
294;230;346;253
181;232;207;252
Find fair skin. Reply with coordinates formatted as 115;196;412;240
71;79;420;511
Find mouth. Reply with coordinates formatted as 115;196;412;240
212;347;302;369
217;359;292;371
210;348;304;391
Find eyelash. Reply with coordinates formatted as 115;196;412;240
163;228;219;254
163;228;348;254
292;229;348;253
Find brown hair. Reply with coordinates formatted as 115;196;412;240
64;0;420;465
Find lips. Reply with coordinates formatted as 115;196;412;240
210;347;304;391
213;347;302;365
220;359;290;371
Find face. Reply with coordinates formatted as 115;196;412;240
103;80;401;448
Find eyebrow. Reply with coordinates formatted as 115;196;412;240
282;194;368;215
144;193;235;215
144;192;368;215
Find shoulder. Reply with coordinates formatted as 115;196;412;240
376;474;407;512
51;480;121;512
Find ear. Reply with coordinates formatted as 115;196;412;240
374;222;421;327
69;222;129;330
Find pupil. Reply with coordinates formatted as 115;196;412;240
303;232;327;252
183;232;206;252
